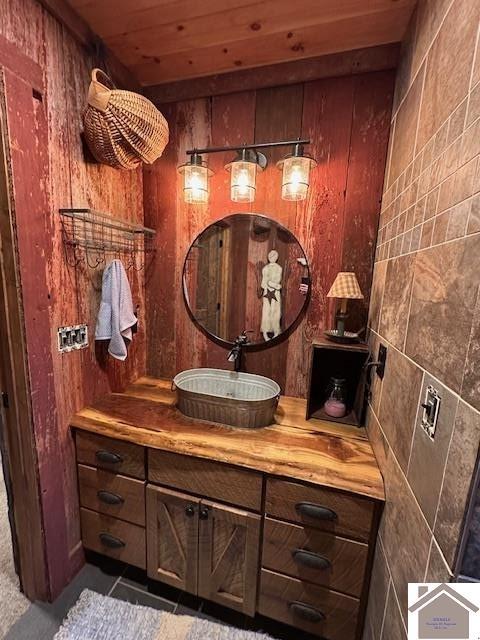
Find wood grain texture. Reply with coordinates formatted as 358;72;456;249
68;0;415;85
2;64;67;598
0;65;48;600
242;84;303;390
145;71;394;398
198;500;261;616
36;0;138;89
146;485;200;593
265;478;375;542
80;507;146;569
0;31;43;91
144;44;400;104
341;72;395;329
76;432;146;479
262;517;368;597
148;449;263;512
0;0;146;597
144;101;178;379
78;464;146;526
71;376;385;501
258;568;359;640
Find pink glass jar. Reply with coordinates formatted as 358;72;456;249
324;377;347;418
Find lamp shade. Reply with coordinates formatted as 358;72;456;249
225;149;262;203
230;159;257;203
276;143;317;202
177;154;212;204
327;272;363;299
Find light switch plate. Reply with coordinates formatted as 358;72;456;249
58;324;88;353
421;385;441;439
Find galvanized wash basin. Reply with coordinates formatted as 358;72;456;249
172;368;280;429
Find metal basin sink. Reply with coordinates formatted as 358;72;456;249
172;368;280;429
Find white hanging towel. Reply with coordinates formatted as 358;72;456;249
95;259;137;361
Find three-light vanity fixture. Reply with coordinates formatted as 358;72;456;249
177;139;316;204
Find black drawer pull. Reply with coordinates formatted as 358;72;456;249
292;549;331;571
199;507;209;520
96;450;123;465
295;502;337;521
99;533;125;549
289;601;325;623
185;505;195;517
97;490;125;506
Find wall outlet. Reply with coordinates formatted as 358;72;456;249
58;325;88;353
421;385;441;439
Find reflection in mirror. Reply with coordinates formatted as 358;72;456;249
183;213;310;346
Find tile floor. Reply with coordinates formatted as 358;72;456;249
5;552;317;639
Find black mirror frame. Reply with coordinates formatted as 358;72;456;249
182;212;311;349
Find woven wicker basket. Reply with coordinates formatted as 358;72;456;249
83;69;169;170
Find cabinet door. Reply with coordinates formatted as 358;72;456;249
146;485;199;594
198;500;261;616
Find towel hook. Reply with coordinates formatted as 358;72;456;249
85;247;104;269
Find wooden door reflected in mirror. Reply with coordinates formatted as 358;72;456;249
183;214;310;346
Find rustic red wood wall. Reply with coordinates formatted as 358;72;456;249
0;0;145;598
145;71;394;396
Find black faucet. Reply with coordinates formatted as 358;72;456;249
227;331;250;372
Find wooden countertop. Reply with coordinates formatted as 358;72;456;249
71;377;385;502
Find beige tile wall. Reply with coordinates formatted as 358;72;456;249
364;1;480;638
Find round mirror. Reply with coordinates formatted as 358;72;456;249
183;213;310;346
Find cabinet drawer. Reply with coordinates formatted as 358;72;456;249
80;508;146;569
76;432;145;479
148;449;262;511
262;517;367;597
78;464;145;526
258;569;359;640
265;478;374;542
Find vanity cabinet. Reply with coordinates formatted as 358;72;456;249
72;378;385;640
146;485;261;615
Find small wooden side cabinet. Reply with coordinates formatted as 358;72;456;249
307;339;370;426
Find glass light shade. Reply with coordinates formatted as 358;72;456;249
179;163;212;204
230;160;257;203
280;155;315;201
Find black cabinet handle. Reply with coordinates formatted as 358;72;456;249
199;507;209;520
185;505;195;517
289;601;325;623
292;549;331;571
295;502;337;521
97;490;124;506
96;450;123;465
99;533;125;549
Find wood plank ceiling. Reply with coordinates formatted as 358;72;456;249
67;0;416;86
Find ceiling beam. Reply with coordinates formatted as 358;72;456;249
36;0;139;90
143;43;400;105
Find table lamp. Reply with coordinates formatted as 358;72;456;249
326;272;363;339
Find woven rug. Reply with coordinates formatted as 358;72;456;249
54;589;274;640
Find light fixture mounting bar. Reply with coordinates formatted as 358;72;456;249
186;139;311;156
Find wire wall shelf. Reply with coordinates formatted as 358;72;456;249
59;208;156;271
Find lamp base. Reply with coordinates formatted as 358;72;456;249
324;329;361;344
334;311;349;337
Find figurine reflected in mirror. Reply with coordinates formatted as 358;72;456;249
261;249;282;341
